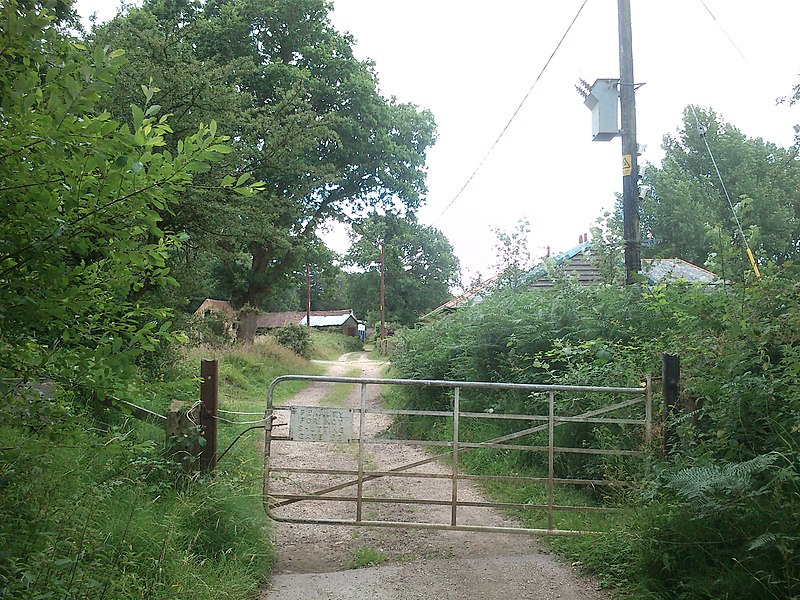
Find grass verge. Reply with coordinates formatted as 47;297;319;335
0;339;321;600
309;331;364;361
350;546;388;569
319;367;363;407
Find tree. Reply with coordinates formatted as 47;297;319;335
0;2;254;399
90;0;437;310
345;213;460;325
491;218;532;288
641;106;800;272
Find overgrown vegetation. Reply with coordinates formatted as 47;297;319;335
392;274;800;598
308;331;365;360
0;337;320;599
272;324;312;358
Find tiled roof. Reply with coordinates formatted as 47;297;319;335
257;311;306;329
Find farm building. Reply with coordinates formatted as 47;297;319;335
194;298;236;319
424;238;718;319
257;309;360;337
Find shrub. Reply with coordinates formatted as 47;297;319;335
273;324;311;358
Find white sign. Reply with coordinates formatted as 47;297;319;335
289;407;353;442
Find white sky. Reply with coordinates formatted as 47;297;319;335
76;0;800;283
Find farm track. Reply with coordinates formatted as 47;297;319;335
260;352;612;600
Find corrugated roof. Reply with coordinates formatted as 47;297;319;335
258;309;357;329
299;313;356;327
422;272;505;319
642;258;718;284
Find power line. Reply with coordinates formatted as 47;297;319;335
688;104;761;279
698;0;748;63
433;0;590;222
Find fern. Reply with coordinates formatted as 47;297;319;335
662;452;778;511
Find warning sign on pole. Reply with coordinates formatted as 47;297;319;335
622;154;632;176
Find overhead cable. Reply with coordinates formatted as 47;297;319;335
434;0;590;222
688;104;761;279
698;0;748;63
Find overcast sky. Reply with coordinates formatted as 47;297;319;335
75;0;800;283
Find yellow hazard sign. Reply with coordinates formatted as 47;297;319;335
622;154;632;176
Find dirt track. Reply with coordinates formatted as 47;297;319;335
260;352;612;600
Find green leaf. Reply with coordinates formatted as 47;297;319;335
131;104;144;131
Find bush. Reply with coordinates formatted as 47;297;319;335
273;324;311;357
391;272;800;597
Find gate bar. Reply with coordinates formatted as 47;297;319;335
267;374;645;395
451;387;459;526
270;467;630;487
356;382;366;523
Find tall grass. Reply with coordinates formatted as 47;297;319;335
0;338;322;599
308;331;364;360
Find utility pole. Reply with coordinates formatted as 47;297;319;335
618;0;641;284
379;242;386;341
305;265;311;329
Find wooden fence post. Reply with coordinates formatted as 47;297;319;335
200;359;219;472
662;353;680;453
166;400;202;470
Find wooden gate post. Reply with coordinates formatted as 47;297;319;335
200;359;219;472
662;353;680;453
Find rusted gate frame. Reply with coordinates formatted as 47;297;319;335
264;375;652;536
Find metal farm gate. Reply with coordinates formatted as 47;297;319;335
263;375;652;536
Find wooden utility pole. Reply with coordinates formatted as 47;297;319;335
618;0;641;284
306;265;311;329
380;242;386;341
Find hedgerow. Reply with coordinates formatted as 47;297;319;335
392;271;800;598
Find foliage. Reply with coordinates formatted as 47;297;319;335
0;332;324;600
0;408;272;600
350;546;388;569
272;324;312;358
0;7;276;599
636;453;800;599
91;0;437;310
640;106;800;272
345;212;460;325
309;330;364;360
392;269;800;597
0;2;256;403
491;218;533;288
185;313;236;348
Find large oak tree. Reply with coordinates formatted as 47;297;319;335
91;0;437;309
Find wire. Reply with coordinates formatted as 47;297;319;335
433;0;590;222
688;105;761;280
216;425;265;463
697;0;748;63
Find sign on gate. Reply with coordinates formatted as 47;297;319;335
289;407;353;442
